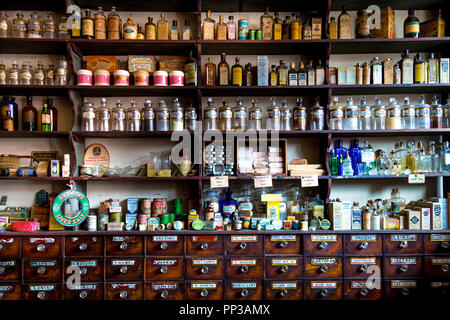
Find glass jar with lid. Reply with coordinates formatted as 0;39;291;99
309;97;324;130
232;98;247;130
12;11;26;38
33;61;45;85
20;61;32;85
343;96;358;130
184;102;197;131
81;99;96;131
204;189;220;213
401;96;415;129
293;97;307;130
204;97;218;130
328;96;343;130
111;100;126;131
371;96;386;130
142;100;155;131
27;12;42;38
219;100;233;130
156;100;170;131
280;99;292;130
415;95;430;129
7;60;19;85
238;187;254;216
0;61;6;85
358;96;371;130
266;97;281;130
248;99;262;130
56;57;68;85
126;99;141;131
43;12;56;38
170;97;184;131
58;15;69;39
46;63;55;85
386;97;401;129
430;95;443;128
95;97;110;131
0;11;9;38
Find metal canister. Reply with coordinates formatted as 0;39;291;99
160;213;169;225
292;220;299;230
87;214;97;231
50;160;60;177
139;214;149;225
300;219;308;231
256;30;262;40
142;198;151;214
249;29;255;40
238;19;249;40
98;214;108;230
152;199;163;216
110;212;121;223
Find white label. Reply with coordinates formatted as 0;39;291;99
231;236;257;242
30;285;55;291
391;281;416;288
30;261;56;267
223;205;236;213
431;234;450;241
270;235;296;241
152;284;177;290
432;258;450;265
192;259;217;265
153;260;177;266
311;282;337;289
351;281;375;289
112;260;136;266
29;238;55;244
311;235;337;242
111;283;136;289
272;283;297;289
351;235;377;242
390;258;417;264
192;283;216;289
0;261;15;266
408;174;425;184
391;235;417;241
301;175;318;187
152;236;178;242
272;259;297;266
350;258;376;264
232;282;257;289
231;259;256;266
70;261;97;267
254;175;272;188
72;285;97;290
210;176;229;188
0;286;13;291
311;258;337;265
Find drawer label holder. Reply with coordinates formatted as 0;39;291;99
231;236;257;242
430;234;450;241
391;281;417;288
70;260;97;267
152;283;178;290
231;259;257;266
271;259;298;266
431;258;450;265
153;236;178;242
311;258;337;265
311;282;337;289
192;259;218;266
311;235;337;242
231;282;257;289
351;235;377;242
271;282;297;289
390;257;417;265
191;282;217;289
152;259;178;266
350;258;376;265
390;235;417;241
112;260;136;266
270;235;296;241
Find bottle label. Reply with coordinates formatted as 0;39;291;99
127;110;141;120
96;111;110;120
344;107;358;118
414;64;425;82
307;70;315;85
41;114;51;124
170;111;183;119
361;152;375;163
279;69;287;85
238;202;253;211
416;107;430;117
13;21;26;32
402;108;414;118
56;68;66;76
227;24;235;40
261;17;273;40
372;65;382;84
58;23;68;32
289;204;300;214
0;20;7;31
358;108;371;118
232;68;243;85
249;110;262;120
21;71;31;81
288;73;297;86
294;110;307;119
8;71;18;80
298;72;307;85
185;110;197;120
34;71;44;81
82;111;95;119
405;21;420;35
387;108;401;117
123;27;137;39
430;107;443;117
145;25;156;39
28;22;41;32
445;154;450;165
330;109;343;119
270;73;278;86
233;110;247;119
0;71;6;81
23;110;35;123
444;107;449;117
184;62;196;84
219;67;228;85
112;111;125;120
156;110;169;120
267;108;280;118
374;108;386;118
291;22;299;40
43;22;56;33
95;18;106;35
220;110;232;119
143;111;155;120
205;110;217;119
281;110;292;120
312;109;324;119
273;24;282;40
223;205;236;213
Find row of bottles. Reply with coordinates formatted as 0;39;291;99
0;58;68;86
81;97;197;132
204;53;325;86
202;8;322;40
0;96;57;131
329;139;450;176
329;95;450;130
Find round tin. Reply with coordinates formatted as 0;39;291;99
174;220;184;230
87;214;97;231
192;220;203;230
97;214;108;231
153;70;168;86
238;19;249;40
166;222;173;230
94;69;110;86
152;199;164;215
134;70;149;86
292;220;299;230
169;70;184;86
142;199;151;214
283;220;292;230
320;219;331;230
77;69;93;86
256;30;262;40
249;29;255;40
110;212;121;223
160;213;169;225
300;219;308;231
157;224;165;231
138;214;149;225
272;219;282;230
234;220;242;230
242;217;251;229
113;70;129;86
309;217;321;229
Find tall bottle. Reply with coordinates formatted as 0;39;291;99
358;96;372;130
96;98;111;131
40;104;51;132
415;95;430;129
27;12;42;38
94;7;106;39
260;7;273;40
22;96;37;131
204;57;216;86
107;6;121;39
306;61;315;85
156;100;169;131
0;11;9;38
219;100;232;130
81;9;94;39
142;100;155;131
338;6;351;39
444;96;450;128
145;16;156;40
204;97;218;130
288;61;297;86
12;11;26;38
273;12;282;40
157;14;169;40
0;61;5;85
328;17;337;39
269;65;277;86
232;98;247;130
297;61;307;85
371;57;382;84
414;53;426;84
293;97;307;130
343;96;358;130
218;52;229;86
282;16;290;39
244;63;253;86
386;97;402;130
429;141;440;173
310;97;324;131
231;57;243;86
430;95;443;128
291;13;300;40
280;99;292;130
427;53;438;84
302;18;311;39
57;15;69;39
278;60;288;86
401;50;414;84
329;97;343;130
43;13;56;39
404;8;420;38
248;99;262;130
170;20;179;40
182;20;191;40
202;10;215;40
47;98;58;131
7;61;19;85
184;50;197;86
401;97;415;129
266;97;281;130
185;102;197;131
112;100;126;131
441;141;450;173
127;99;142;131
315;60;325;85
170;98;183;131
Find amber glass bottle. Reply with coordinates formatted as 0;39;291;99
22;96;37;131
218;52;229;86
232;57;243;86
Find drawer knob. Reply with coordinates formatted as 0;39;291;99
279;241;288;248
401;288;410;296
318;241;329;249
78;243;88;251
0;267;5;274
79;291;88;299
398;241;408;249
0;292;4;300
200;266;209;274
37;291;46;300
279;289;288;297
200;242;209;250
119;242;128;251
359;288;369;296
160;242;168;250
280;265;289;273
359;242;369;250
319;289;328;297
319;265;329;273
119;291;128;299
240;266;249;273
160;290;169;299
441;264;449;272
80;267;88;275
37;267;47;275
200;289;209;297
36;244;46;252
0;244;4;250
240;289;249;297
359;264;368;273
399;264;409;272
160;266;168;274
120;266;128;274
441;241;449;249
239;242;247;249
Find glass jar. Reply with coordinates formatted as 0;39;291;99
266;97;281;130
95;98;110;131
310;97;324;130
386;97;402;129
343;96;358;130
0;61;6;85
430;95;443;129
27;12;42;38
0;11;9;38
232;98;247;130
293;97;307;130
156;100;170;131
170;98;184;131
401;96;415;129
415;95;430;129
20;61;32;85
56;57;68;85
81;99;96;131
57;15;69;39
184;103;197;131
248;99;262;130
280;99;292;131
329;97;343;130
46;64;55;85
7;60;19;85
204;97;218;130
43;12;56;38
219;100;233;130
112;100;126;131
12;11;26;38
371;96;386;130
358;96;372;130
444;97;450;128
126;99;141;131
33;61;45;85
142;100;155;131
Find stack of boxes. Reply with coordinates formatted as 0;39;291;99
237;146;285;175
204;144;234;176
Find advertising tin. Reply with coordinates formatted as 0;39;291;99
98;214;108;230
50;160;60;177
238;19;249;40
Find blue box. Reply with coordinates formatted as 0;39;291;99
127;198;139;214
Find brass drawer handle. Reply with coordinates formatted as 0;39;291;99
280;265;289;273
160;290;169;299
36;244;46;252
0;267;5;274
279;289;288;297
319;289;328;297
80;267;88;275
119;242;128;251
79;291;88;299
240;289;249;297
441;264;449;272
37;267;47;275
279;241;288;248
398;264;409;272
359;264;368;273
200;266;209;274
160;242;168;250
359;288;369;296
359;242;369;250
319;265;329;273
78;243;88;251
37;291;46;300
398;241;408;249
240;266;249;273
318;241;329;249
401;288;410;296
120;266;128;274
160;266;168;274
200;289;209;297
441;241;449;249
239;242;247;249
119;291;128;299
200;242;208;250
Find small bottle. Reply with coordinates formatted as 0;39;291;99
20;61;32;85
170;98;184;131
393;63;401;84
27;12;42;38
232;98;248;130
315;60;325;85
2;111;13;131
297;61;307;85
293;97;307;130
204;57;216;86
401;97;415;129
244;63;253;86
273;12;282;40
47;98;58;131
328;17;337;39
156;100;170;131
231;57;243;86
70;8;81;38
362;61;370;84
184;102;197;131
278;60;288;86
137;24;144;39
404;8;420;38
0;11;9;38
94;7;106;39
401;50;414;84
282;15;290;39
280;99;292;131
444;95;450;128
170;20;179;40
356;63;363;85
202;10;215;40
41;104;51;132
216;15;226;40
96;98;111;131
7;61;19;85
157;13;169;40
112;100;126;131
310;97;324;131
227;16;236;40
302;18;312;39
306;61;315;86
269;65;278;86
290;13;300;40
427;53;439;84
415;95;431;129
142;100;155;132
22;96;37;131
386;97;402;130
260;7;274;40
81;9;94;39
267;98;281;130
371;57;382;84
46;63;55;86
123;17;137;39
182;20;191;40
204;98;218;130
248;99;262;130
342;152;354;176
358;96;372;130
57;15;69;39
329;97;343;130
430;95;443;128
81;99;96;131
0;61;6;85
288;62;298;86
414;53;426;84
145;16;156;40
218;52;229;86
43;13;56;39
12;11;27;38
343;97;358;130
338;6;351;39
219;100;233;130
107;6;121;40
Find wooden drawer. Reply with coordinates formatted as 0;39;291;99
344;234;382;255
305;280;343;300
344;256;382;279
106;236;143;256
65;236;103;256
186;235;223;255
225;235;263;255
22;283;61;300
384;280;421;299
264;280;303;300
0;237;20;258
304;234;342;255
425;234;450;254
225;257;264;279
147;234;184;255
24;259;61;281
186;256;223;280
23;237;61;258
384;234;423;254
0;259;20;281
145;281;185;300
105;282;143;300
265;256;303;279
106;257;143;280
305;257;342;279
344;280;382;300
384;256;423;278
224;280;263;300
0;283;21;300
424;257;450;278
186;280;223;300
427;280;450;297
64;258;104;281
146;256;184;280
64;282;103;300
264;234;300;254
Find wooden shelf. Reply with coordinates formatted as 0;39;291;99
72;176;199;181
330;0;447;10
329;129;450;137
72;131;193;139
1;0;65;10
0;131;70;138
0;38;68;55
330;83;450;95
0;85;69;96
331;173;449;180
202;0;328;12
72;0;198;12
68;85;198;97
200;85;329;96
0;176;72;181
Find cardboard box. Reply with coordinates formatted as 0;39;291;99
440;58;449;84
346;66;356;85
266;201;280;220
337;67;346;85
86;56;118;72
257;56;269;86
158;56;188;72
420;18;446;37
329;202;342;230
311;17;322;39
383;58;394;84
328;67;337;85
370;7;395;38
128;55;157;73
351;207;362;230
384;217;400;230
404;209;421;230
341;201;352;230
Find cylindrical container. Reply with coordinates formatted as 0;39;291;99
156;101;170;131
97;214;108;230
363;211;371;230
142;199;152;214
126;100;141;131
293;106;307;130
81;101;96;131
139;214;149;225
371;214;380;230
152;199;164;216
77;69;92;85
154;70;168;86
142;100;155;131
234;220;242;230
94;69;110;86
343;98;359;130
112;101;126;131
401;97;415;129
204;100;218;130
219;103;233;130
310;104;325;131
256;30;262;40
113;70;129;86
386;98;402;129
300;219;308;231
110;212;122;223
95;104;111;131
266;102;281;130
238;19;249;40
280;104;292;131
87;214;97;231
292;220;299;230
185;106;197;131
169;213;176;223
169;71;184;86
173;199;183;214
249;29;255;40
160;213;169;225
170;98;184;131
134;70;149;86
329;106;343;130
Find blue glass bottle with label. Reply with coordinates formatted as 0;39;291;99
1;96;19;130
219;188;238;223
348;139;361;175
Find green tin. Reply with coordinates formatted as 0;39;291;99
249;29;255;40
160;213;170;225
256;30;262;40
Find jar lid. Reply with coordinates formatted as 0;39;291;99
169;70;184;76
77;69;93;75
114;69;129;75
154;70;168;75
134;70;149;75
94;69;110;75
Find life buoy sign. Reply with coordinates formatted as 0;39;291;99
52;189;90;227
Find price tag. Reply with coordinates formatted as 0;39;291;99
254;175;272;188
408;174;425;184
210;176;229;188
301;175;319;187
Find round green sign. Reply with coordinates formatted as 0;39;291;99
52;189;90;227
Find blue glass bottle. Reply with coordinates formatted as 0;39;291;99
338;154;343;176
348;139;361;175
1;96;19;130
443;95;450;128
333;139;347;159
219;188;238;223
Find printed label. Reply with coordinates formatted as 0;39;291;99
152;260;177;266
350;258;376;264
272;282;297;289
152;283;177;290
111;283;136;290
152;236;178;242
231;236;257;242
351;235;377;242
70;261;97;267
191;235;218;242
71;284;97;290
390;257;417;264
351;281;375;289
191;282;217;289
232;282;257;289
0;286;13;291
30;285;55;291
390;235;417;241
311;235;337;242
311;258;337;265
112;236;136;242
311;282;337;289
211;176;229;188
112;260;136;266
391;280;416;288
430;234;450;241
431;258;450;265
270;235;296;241
192;259;218;265
29;238;55;244
271;259;297;266
231;259;256;266
30;261;56;267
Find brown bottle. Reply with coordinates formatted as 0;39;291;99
404;8;420;38
47;97;58;131
245;63;253;86
82;9;94;39
94;7;106;39
205;57;216;86
107;6;121;39
22;96;37;131
218;53;229;86
3;111;13;131
282;16;290;39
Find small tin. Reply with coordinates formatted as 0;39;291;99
169;213;176;223
98;214;108;231
139;214;149;225
238;19;249;40
242;217;251;229
87;214;97;231
256;30;262;40
160;213;169;225
249;29;255;40
50;160;60;177
192;219;204;230
283;220;292;230
320;219;331;230
174;220;184;230
142;199;151;214
300;219;308;231
166;222;173;230
234;220;242;230
292;220;299;230
157;224;165;231
110;212;122;223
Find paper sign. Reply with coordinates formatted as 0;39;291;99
210;176;229;188
301;175;319;187
408;174;425;184
254;175;272;188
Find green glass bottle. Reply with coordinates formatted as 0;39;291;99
329;149;339;175
41;103;51;131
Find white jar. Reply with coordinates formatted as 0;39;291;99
94;69;110;86
113;70;130;86
77;69;93;86
153;70;168;86
169;70;184;86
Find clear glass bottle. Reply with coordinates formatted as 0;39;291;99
219;100;233;130
310;97;324;130
7;60;19;85
232;98;247;130
358;96;372;130
20;61;32;85
204;97;218;130
441;141;450;173
57;15;69;39
280;99;292;130
371;56;382;84
182;20;191;40
415;95;430;129
238;187;254;216
360;141;375;175
306;60;315;85
342;151;354;176
127;99;141;131
430;95;443;129
184;102;197;131
419;146;432;173
95;98;110;131
42;13;56;38
56;57;68;85
170;98;184;131
406;140;417;173
248;99;262;130
112;100;126;131
46;63;55;85
27;12;42;38
278;60;288;86
444;95;450;128
293;97;307;131
329;96;343;130
371;96;386;130
343;96;358;130
156;100;170;131
388;188;406;215
81;99;96;131
0;61;6;84
0;11;9;38
170;20;179;40
401;96;415;129
12;11;26;38
266;97;281;130
33;61;45;85
429;141;440;173
395;142;407;171
142;100;155;131
386;97;402;130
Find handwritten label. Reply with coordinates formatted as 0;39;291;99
112;236;136;242
30;260;56;267
152;260;177;266
351;281;376;289
0;261;15;266
111;283;136;290
210;176;229;188
301;175;318;187
30;285;55;291
254;175;272;188
71;284;97;290
408;174;425;184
